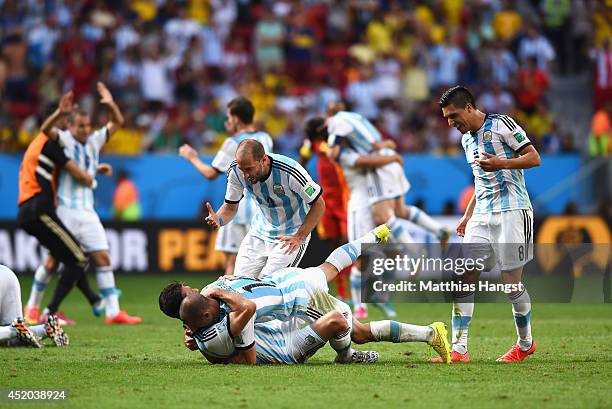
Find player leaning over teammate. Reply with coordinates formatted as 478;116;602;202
434;85;541;363
0;265;68;348
205;139;325;277
178;97;273;275
23;83;141;325
159;225;451;365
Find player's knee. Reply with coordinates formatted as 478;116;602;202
326;310;349;333
350;322;369;344
92;251;111;267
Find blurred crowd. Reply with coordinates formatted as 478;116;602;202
0;0;609;156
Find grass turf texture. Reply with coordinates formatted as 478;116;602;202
1;274;611;409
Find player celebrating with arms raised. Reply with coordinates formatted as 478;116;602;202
435;86;541;363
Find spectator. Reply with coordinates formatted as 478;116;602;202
139;44;175;106
346;64;379;120
429;33;465;90
518;24;556;73
592;38;612;110
516;57;549;113
482;40;518;87
492;0;523;42
26;14;60;69
163;3;201;59
285;12;316;82
253;7;285;73
478;82;515;113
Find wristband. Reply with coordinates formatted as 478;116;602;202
218;216;224;226
91;179;98;190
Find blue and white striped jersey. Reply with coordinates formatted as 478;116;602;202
254;320;302;364
327;111;383;155
192;314;255;359
462;113;532;214
211;131;273;225
225;152;322;242
56;128;106;211
203;269;311;323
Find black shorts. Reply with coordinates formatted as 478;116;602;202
18;206;87;268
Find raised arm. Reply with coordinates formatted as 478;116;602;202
354;153;403;169
97;82;124;136
179;144;221;180
41;92;74;141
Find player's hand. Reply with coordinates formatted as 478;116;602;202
393;154;404;166
178;144;198;161
201;286;220;299
58;92;74;114
97;82;114;105
204;202;221;230
277;235;303;255
184;334;198;350
456;215;470;237
476;152;505;172
97;163;113;176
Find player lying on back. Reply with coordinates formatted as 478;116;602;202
0;265;68;348
160;225;451;364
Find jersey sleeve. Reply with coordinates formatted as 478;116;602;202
224;164;245;203
498;115;531;152
211;138;238;173
42;139;69;168
326;116;353;148
287;161;322;205
230;314;255;350
193;317;235;359
338;149;360;168
89;127;109;151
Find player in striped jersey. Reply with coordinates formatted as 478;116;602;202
324;104;451;248
205;139;325;277
24;83;141;325
161;225;451;364
435;86;541;363
178;97;273;275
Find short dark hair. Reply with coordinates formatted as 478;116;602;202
237;139;265;161
439;86;476;109
305;117;327;141
67;109;90;124
159;282;185;319
227;96;255;124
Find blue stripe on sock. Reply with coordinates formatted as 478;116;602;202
390;321;401;343
410;208;420;223
342;243;359;263
452;316;472;330
33;280;47;291
350;278;360;291
100;287;117;297
514;311;531;328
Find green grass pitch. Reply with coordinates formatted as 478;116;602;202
1;274;611;409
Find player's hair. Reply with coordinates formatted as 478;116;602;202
439;86;477;109
237;139;265;161
159;282;185;319
305;117;328;141
227;96;255;124
67;109;90;124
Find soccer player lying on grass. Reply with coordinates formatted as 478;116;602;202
180;292;365;365
160;225;450;364
0;265;68;348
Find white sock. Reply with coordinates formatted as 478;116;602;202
508;287;532;351
27;265;52;308
406;205;445;239
325;228;382;272
370;320;434;343
350;266;362;305
29;324;48;339
451;292;474;354
96;266;120;318
0;325;17;342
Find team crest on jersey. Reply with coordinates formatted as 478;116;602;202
273;184;285;195
513;132;525;143
483;131;492;142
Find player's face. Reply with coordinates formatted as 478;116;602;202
224;110;238;134
180;285;200;297
237;154;266;184
441;104;471;134
71;114;92;142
